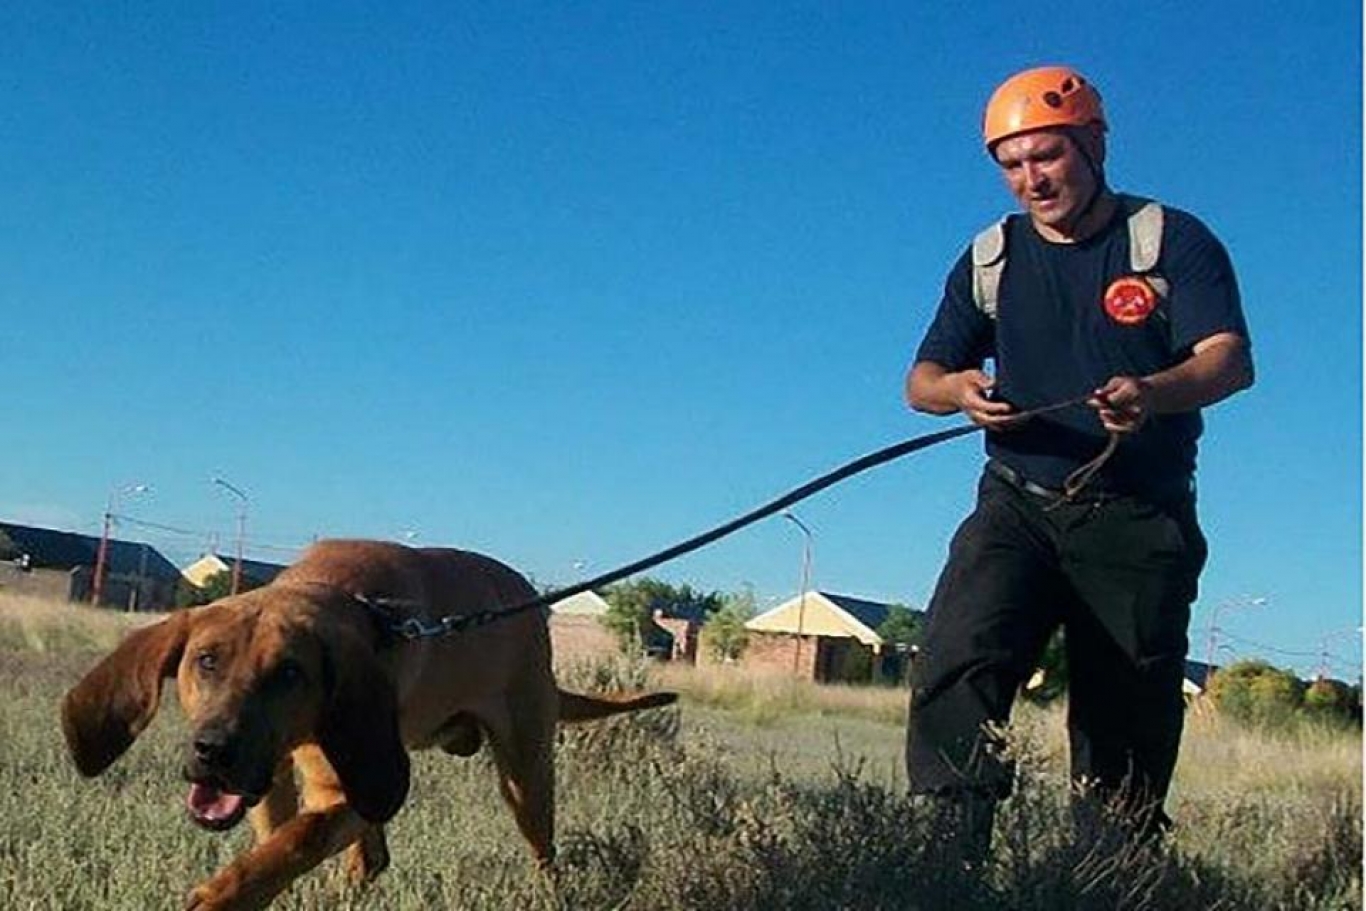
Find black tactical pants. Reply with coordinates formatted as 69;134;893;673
905;466;1207;841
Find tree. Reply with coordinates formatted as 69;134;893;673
176;569;263;607
704;586;757;663
870;604;925;686
602;578;723;655
1303;677;1360;727
1207;659;1305;728
876;604;924;648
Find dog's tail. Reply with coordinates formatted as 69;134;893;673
557;689;678;724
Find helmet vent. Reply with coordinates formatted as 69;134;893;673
1043;91;1064;108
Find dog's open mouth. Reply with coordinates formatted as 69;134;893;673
186;782;250;831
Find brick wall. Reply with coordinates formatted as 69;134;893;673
700;631;893;684
701;631;819;679
548;614;619;667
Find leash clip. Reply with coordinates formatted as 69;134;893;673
394;617;436;640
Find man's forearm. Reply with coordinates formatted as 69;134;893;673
1144;332;1254;414
905;362;966;414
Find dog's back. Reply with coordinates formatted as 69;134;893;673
279;540;554;749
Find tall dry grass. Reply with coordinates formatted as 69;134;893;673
653;659;909;726
0;595;1359;910
0;591;157;653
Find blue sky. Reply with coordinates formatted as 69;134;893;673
2;3;1359;678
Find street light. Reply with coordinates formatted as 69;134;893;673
782;511;814;676
1203;595;1268;675
212;477;249;595
90;483;151;606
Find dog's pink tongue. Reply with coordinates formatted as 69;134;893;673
187;783;245;824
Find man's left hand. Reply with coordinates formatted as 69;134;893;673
1090;376;1152;435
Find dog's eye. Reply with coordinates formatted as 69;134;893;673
196;651;218;674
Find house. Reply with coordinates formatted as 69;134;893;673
734;591;922;683
545;588;705;665
547;590;618;665
1183;659;1219;698
182;553;289;591
0;521;181;611
652;601;707;663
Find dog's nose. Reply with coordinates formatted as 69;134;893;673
192;728;237;768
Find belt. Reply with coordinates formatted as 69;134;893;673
986;459;1193;505
986;460;1078;502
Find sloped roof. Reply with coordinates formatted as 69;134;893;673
550;590;610;615
822;594;901;633
0;521;179;580
1183;659;1219;691
746;591;914;648
183;553;289;587
103;539;181;579
655;601;710;623
0;524;92;568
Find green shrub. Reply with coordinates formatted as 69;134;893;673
702;600;753;663
1208;660;1306;729
1303;678;1361;728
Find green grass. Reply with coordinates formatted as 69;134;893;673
1;596;1359;910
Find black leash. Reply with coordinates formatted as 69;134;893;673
361;422;981;640
362;393;1101;641
533;424;982;607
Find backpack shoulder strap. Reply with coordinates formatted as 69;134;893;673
972;199;1168;319
971;217;1009;319
1124;195;1169;298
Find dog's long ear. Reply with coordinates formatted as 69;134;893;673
318;630;410;823
61;609;194;776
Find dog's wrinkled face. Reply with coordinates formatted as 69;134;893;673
175;600;328;831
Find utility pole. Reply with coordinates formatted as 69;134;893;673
212;477;249;595
782;511;814;677
90;483;150;606
1203;595;1268;683
1315;626;1364;682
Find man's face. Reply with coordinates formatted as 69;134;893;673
992;129;1100;237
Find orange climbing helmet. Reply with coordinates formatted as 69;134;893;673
983;65;1106;150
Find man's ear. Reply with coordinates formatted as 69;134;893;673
1075;122;1107;167
317;630;410;823
61;609;194;776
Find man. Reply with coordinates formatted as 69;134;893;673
904;65;1253;859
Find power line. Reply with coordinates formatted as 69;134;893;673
112;514;204;538
112;514;313;557
1219;632;1326;659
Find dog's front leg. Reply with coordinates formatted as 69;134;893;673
185;806;367;911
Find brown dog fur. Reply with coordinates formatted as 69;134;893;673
61;540;676;910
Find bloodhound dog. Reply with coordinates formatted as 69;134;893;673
61;539;676;910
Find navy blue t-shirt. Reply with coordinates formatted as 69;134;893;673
914;195;1249;495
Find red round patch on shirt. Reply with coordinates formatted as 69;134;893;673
1102;276;1159;326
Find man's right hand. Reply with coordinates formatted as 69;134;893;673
905;362;1017;430
953;369;1017;429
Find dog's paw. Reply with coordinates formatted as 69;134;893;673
344;826;391;884
184;885;221;911
184;867;259;911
